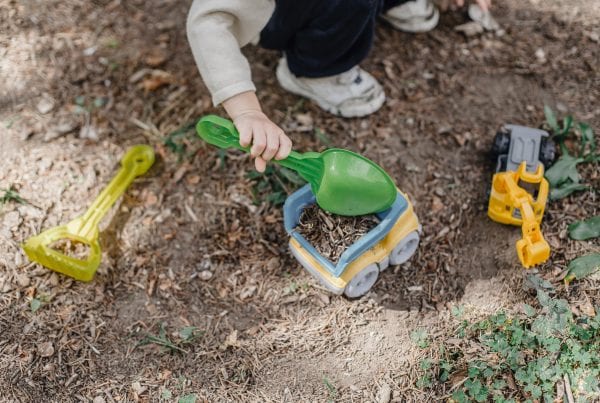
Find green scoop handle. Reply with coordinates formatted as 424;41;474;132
196;115;397;216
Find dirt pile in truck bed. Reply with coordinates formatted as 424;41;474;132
296;204;379;264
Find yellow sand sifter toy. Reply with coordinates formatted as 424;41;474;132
22;145;155;281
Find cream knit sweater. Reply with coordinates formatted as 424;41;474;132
186;0;275;106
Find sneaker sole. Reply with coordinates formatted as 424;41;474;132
381;7;440;33
276;63;386;118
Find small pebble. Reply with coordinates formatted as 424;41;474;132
199;270;213;281
36;94;55;114
535;48;546;63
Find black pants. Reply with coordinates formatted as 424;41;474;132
260;0;407;78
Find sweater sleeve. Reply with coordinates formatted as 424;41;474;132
186;0;274;106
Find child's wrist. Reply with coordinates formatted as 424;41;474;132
222;91;263;120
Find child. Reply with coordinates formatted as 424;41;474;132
187;0;491;172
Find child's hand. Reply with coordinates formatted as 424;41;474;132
233;110;292;172
223;91;292;173
453;0;492;12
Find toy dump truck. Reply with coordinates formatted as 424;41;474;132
283;184;420;298
488;124;555;268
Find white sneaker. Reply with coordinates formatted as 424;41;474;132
276;58;385;118
382;0;440;33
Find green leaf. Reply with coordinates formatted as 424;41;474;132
93;97;107;108
568;216;600;240
277;167;305;186
525;273;554;292
565;254;600;284
522;304;537;317
179;326;197;341
178;394;196;403
410;329;430;348
544;105;559;133
492;379;507;390
545;154;584;187
315;128;332;146
452;390;468;403
74;95;86;106
579;122;596;156
561;115;573;137
0;187;27;206
30;298;41;313
322;377;336;397
420;358;432;370
550;182;588;200
161;389;172;400
451;305;465;318
536;290;552;307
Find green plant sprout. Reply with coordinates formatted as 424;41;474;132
137;323;203;354
163;121;198;160
0;186;27;207
413;280;600;402
543;106;599;200
247;165;305;206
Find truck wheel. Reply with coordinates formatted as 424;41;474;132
539;138;556;168
491;129;511;159
344;263;379;299
378;256;390;272
389;231;420;266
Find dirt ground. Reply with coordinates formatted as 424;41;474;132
1;0;599;401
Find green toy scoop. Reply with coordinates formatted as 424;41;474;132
196;115;397;216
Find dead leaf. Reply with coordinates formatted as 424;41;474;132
144;191;158;206
37;341;55;357
221;330;240;350
382;59;396;80
454;21;484;37
16;274;30;288
131;381;146;396
140;70;174;92
579;296;596;317
144;48;168;67
239;285;257;300
431;196;444;213
186;175;201;185
172;163;190;183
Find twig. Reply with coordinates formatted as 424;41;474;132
564;374;575;403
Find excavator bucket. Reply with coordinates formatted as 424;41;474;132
515;202;550;268
516;237;550;268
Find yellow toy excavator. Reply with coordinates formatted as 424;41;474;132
488;163;550;267
487;125;555;268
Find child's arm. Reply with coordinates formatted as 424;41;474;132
187;0;291;172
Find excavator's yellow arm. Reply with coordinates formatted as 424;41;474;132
515;201;550;268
